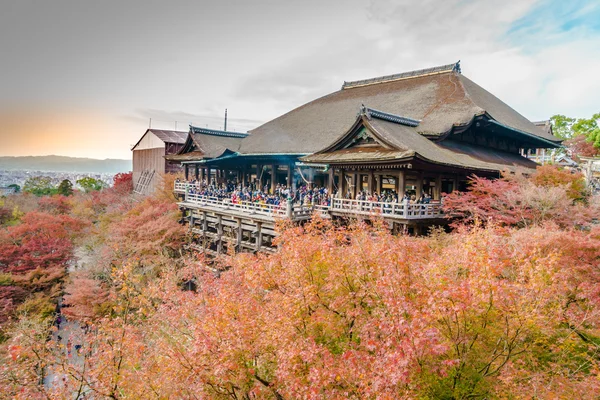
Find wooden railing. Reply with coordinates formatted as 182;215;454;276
176;183;444;220
185;192;287;218
174;181;187;193
330;198;443;219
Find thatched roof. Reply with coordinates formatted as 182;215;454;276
239;62;560;155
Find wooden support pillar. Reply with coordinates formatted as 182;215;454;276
189;213;195;232
256;164;262;188
368;171;374;194
184;165;189;180
202;211;207;232
435;175;442;200
453;175;459;192
255;222;262;252
194;164;199;180
287;164;292;188
376;174;383;194
339;169;345;197
236;218;242;252
328;168;334;195
291;165;297;191
271;164;277;194
216;215;223;254
352;173;358;199
307;168;314;189
416;172;423;198
397;170;405;200
200;167;205;182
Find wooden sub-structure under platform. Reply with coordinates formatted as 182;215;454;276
177;186;446;254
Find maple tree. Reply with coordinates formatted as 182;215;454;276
442;166;595;228
1;170;600;399
33;217;598;399
112;172;133;194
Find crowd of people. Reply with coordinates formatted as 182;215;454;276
176;178;436;208
177;179;332;207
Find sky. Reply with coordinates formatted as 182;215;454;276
0;0;599;160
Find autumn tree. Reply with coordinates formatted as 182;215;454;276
42;217;600;399
112;172;133;194
443;166;595;228
38;195;72;215
565;133;600;158
0;211;86;326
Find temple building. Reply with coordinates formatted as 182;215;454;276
167;61;562;254
131;129;187;194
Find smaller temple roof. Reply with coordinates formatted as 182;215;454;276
167;126;248;161
150;129;188;144
131;129;187;151
190;125;249;139
302;108;538;172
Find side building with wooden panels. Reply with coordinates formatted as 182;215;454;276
131;129;187;194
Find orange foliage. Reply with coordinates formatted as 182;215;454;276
38;218;599;399
443;166;595;228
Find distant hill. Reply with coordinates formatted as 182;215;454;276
0;155;132;174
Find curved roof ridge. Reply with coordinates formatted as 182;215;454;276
342;61;460;90
362;106;421;127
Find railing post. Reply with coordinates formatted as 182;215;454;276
403;201;409;218
185;183;189;202
286;197;293;219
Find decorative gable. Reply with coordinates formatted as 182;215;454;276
345;127;379;148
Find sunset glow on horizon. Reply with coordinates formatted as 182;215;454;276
1;0;599;160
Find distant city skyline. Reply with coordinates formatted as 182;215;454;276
1;0;599;159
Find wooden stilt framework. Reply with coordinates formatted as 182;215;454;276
134;169;155;195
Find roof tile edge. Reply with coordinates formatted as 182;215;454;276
342;61;461;90
189;125;249;138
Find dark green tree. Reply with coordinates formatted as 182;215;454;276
7;184;20;193
57;179;74;196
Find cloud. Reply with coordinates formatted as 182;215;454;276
234;0;600;122
122;109;264;133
